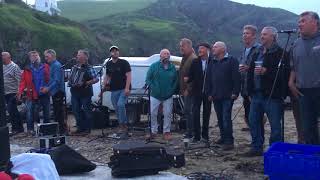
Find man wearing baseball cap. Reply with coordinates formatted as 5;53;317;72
102;46;132;135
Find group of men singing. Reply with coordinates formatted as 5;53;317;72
2;11;320;157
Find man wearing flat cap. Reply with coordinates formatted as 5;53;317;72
184;42;212;144
102;46;132;133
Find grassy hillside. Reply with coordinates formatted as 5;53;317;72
58;0;157;22
85;0;298;56
0;4;103;65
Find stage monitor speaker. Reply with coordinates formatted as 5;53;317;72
0;126;10;171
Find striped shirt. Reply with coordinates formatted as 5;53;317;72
3;61;21;95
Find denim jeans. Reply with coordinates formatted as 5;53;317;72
71;94;93;131
182;96;193;138
5;93;23;132
249;92;283;151
298;88;320;145
150;96;173;134
25;95;51;131
111;89;128;124
193;94;212;140
213;99;234;144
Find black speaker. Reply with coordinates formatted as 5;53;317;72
0;126;10;171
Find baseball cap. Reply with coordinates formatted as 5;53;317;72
109;46;119;52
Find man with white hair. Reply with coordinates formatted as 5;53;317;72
69;49;98;135
2;52;23;134
244;26;290;156
207;41;240;150
145;49;178;140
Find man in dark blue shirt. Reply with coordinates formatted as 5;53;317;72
207;41;240;151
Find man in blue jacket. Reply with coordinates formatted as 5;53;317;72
40;49;66;134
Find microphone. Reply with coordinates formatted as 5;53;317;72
61;57;76;69
278;29;297;33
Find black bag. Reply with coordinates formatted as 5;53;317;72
166;149;185;168
48;145;96;175
108;141;170;178
92;105;109;129
0;126;10;171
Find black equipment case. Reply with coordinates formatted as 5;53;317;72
108;141;171;177
166;149;185;168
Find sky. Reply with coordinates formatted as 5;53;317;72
24;0;320;15
230;0;320;15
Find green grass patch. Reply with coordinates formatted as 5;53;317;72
58;0;157;22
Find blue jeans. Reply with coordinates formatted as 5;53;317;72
298;88;320;145
5;94;23;132
249;93;283;151
71;94;93;131
25;95;51;131
111;89;128;124
213;99;234;144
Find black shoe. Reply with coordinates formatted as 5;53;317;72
200;138;210;146
215;139;224;145
222;144;234;151
183;133;193;139
241;149;263;157
190;138;200;144
241;127;250;131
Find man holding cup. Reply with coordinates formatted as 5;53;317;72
243;26;290;156
239;25;260;131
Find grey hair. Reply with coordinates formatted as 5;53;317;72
214;41;227;52
44;49;57;57
263;26;278;42
180;38;193;47
243;24;258;35
1;52;11;57
78;49;90;59
300;11;320;28
160;48;171;55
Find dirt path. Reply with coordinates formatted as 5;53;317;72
10;99;298;180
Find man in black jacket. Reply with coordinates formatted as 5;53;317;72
244;27;290;156
184;43;211;144
207;41;240;150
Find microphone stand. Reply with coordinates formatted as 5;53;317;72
95;57;111;138
61;58;75;135
267;32;294;142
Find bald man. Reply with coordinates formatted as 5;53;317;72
145;49;178;141
2;52;24;134
207;41;240;150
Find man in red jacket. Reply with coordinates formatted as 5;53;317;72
17;51;50;135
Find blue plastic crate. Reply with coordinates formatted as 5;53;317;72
264;142;320;180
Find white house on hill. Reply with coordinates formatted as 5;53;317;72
35;0;61;16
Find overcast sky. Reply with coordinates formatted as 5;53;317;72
24;0;320;15
230;0;320;15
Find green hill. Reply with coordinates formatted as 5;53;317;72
0;3;104;65
84;0;298;56
58;0;157;22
